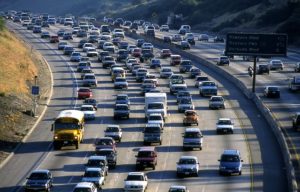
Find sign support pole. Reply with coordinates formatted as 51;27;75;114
252;57;257;93
33;76;38;117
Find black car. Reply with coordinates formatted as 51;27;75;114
84;98;98;110
264;86;280;98
114;104;130;119
257;64;270;74
141;83;156;96
63;46;74;55
136;39;145;47
57;29;65;37
179;41;190;50
24;170;53;192
163;36;172;43
187;38;195;45
98;51;110;62
140;49;154;62
190;68;201;78
179;60;193;73
117;49;129;61
95;149;117;169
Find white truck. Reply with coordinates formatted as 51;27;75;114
145;92;167;120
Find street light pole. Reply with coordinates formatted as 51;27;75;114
252;56;257;93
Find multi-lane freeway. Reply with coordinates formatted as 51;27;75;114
0;19;289;192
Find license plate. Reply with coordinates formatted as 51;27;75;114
64;141;69;144
223;130;227;133
185;172;189;175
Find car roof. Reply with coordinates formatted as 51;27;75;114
107;124;120;128
149;113;162;116
180;156;198;160
146;123;161;127
219;118;231;121
31;169;50;174
223;149;240;155
85;167;102;172
139;146;156;152
170;185;187;189
128;172;144;176
88;155;107;160
75;182;94;188
81;105;94;108
185;127;200;132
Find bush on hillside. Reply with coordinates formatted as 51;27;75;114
0;17;5;31
256;6;292;27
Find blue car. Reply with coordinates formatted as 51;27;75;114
150;58;161;68
219;149;243;175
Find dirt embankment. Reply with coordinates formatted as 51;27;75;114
0;24;52;163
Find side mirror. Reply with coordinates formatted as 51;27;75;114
51;124;54;131
135;155;138;157
218;160;220;161
241;160;244;162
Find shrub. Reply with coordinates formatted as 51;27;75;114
0;17;5;31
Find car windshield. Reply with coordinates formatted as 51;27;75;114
73;188;92;192
211;97;223;101
96;139;112;145
117;95;127;100
79;89;90;92
54;123;80;129
179;158;196;164
145;127;160;133
84;171;101;177
126;175;144;181
180;99;192;104
81;107;93;111
181;61;192;65
85;75;95;79
149;116;162;121
148;103;163;109
28;173;48;180
87;160;105;167
202;82;215;86
115;105;128;110
218;120;232;125
178;92;190;97
162;68;171;72
138;151;153;157
172;79;184;84
116;78;126;82
184;132;201;138
221;154;240;162
196;77;209;81
169;188;186;192
268;87;279;91
85;99;96;104
106;126;119;132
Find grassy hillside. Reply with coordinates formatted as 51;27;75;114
0;18;45;161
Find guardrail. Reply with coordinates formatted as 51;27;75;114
122;28;297;192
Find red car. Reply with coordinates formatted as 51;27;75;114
160;49;171;58
49;35;59;43
77;88;93;99
131;48;142;57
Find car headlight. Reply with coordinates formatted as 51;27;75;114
54;136;58;139
74;136;78;140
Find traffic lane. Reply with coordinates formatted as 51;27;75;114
141;33;285;190
0;22;78;192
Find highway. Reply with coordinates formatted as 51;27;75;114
0;20;288;192
152;28;300;187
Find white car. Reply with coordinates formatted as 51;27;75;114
160;67;173;78
176;156;199;177
216;118;234;134
209;96;225;109
104;125;122;142
80;105;96;120
114;77;128;89
141;42;154;50
83;43;94;52
103;42;115;53
82;73;97;87
269;59;284;70
124;172;148;192
144;74;158;86
81;168;105;188
70;52;81;62
147;113;164;129
86;48;99;57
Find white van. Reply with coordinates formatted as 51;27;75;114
179;25;191;33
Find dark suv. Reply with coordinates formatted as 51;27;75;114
114;104;130;119
95;148;117;169
24;169;53;192
257;64;270;74
135;147;158;170
143;124;162;145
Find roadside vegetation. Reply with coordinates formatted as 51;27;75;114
0;21;50;163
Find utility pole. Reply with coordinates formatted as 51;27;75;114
252;56;257;93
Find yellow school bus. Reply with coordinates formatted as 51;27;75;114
51;110;85;150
